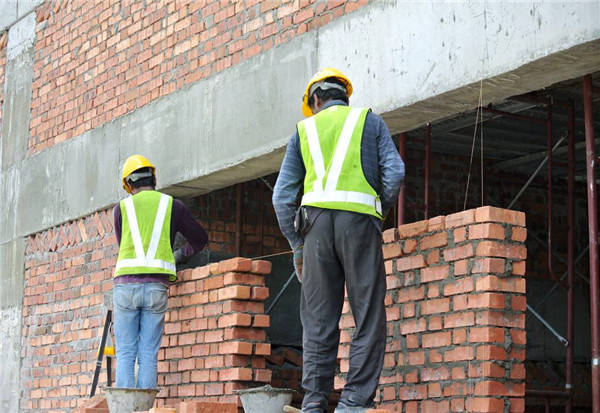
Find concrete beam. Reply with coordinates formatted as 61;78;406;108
2;1;600;242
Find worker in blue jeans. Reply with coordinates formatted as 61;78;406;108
112;155;207;388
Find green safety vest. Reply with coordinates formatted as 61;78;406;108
298;105;382;219
114;190;177;281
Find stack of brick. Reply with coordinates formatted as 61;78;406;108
155;257;273;408
335;206;527;412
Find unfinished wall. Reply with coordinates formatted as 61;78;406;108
156;257;272;408
336;206;527;412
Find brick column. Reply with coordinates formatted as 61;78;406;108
157;257;272;408
336;206;526;412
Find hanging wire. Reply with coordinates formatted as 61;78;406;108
463;79;484;210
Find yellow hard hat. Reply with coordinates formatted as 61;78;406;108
301;68;353;117
121;154;156;193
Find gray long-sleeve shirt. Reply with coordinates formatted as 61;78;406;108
273;100;405;250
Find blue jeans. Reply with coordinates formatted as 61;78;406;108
113;282;168;389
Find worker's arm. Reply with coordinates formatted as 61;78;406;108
171;199;208;263
376;115;405;214
273;132;305;251
113;204;122;245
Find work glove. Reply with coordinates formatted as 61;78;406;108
293;246;304;283
173;248;186;266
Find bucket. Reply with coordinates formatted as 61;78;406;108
235;385;294;413
101;387;159;413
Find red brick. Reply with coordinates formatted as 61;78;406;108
218;285;251;300
400;318;427;335
250;259;271;274
407;351;425;365
476;310;525;328
427;215;446;232
253;314;270;327
254;369;272;382
255;342;271;355
421;265;448;282
512;260;526;275
219;367;252;381
465;397;505;412
403;238;417;254
397;220;428;238
472;257;506;274
419;232;447;250
454;259;469;276
443;244;474;262
251;286;269;300
420;298;450;315
421;366;450;381
510;363;526;380
223;272;264;286
476;241;527;259
396;255;425;271
398;384;427;400
469;327;505;343
475;206;526;227
511;295;526;311
445;209;475;228
382;243;402;259
444;311;474;328
191;265;211;279
476;345;507;361
469;361;505;378
476;276;525;293
454;226;467;243
218;313;252;328
443;277;474;296
382;228;397;243
510;329;526;345
469;223;505;240
218;257;252;273
453;328;467;344
218;341;252;355
443;346;474;362
511;227;527;242
422;331;451;348
179;401;237;413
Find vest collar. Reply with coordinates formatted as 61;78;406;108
321;100;348;112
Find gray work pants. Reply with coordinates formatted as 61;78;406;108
300;209;386;410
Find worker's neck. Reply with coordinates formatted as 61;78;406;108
131;186;155;195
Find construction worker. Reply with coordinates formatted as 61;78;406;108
113;155;207;389
273;68;404;412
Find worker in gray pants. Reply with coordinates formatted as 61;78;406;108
273;68;404;412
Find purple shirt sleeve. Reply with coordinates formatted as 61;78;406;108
170;199;208;258
113;204;122;245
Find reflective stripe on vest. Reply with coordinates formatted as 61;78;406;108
299;106;382;217
115;194;176;273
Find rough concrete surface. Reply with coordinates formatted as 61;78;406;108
0;0;43;32
0;238;25;412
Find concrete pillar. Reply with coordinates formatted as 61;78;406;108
0;10;37;412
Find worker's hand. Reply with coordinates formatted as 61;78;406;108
293;247;303;283
173;248;186;265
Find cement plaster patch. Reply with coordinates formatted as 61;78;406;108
0;306;22;412
1;45;34;171
0;0;43;32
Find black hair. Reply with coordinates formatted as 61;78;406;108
308;77;349;107
127;167;156;189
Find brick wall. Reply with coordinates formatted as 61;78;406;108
21;209;117;411
156;257;272;408
21;210;274;412
189;176;289;258
29;0;370;154
336;206;527;412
